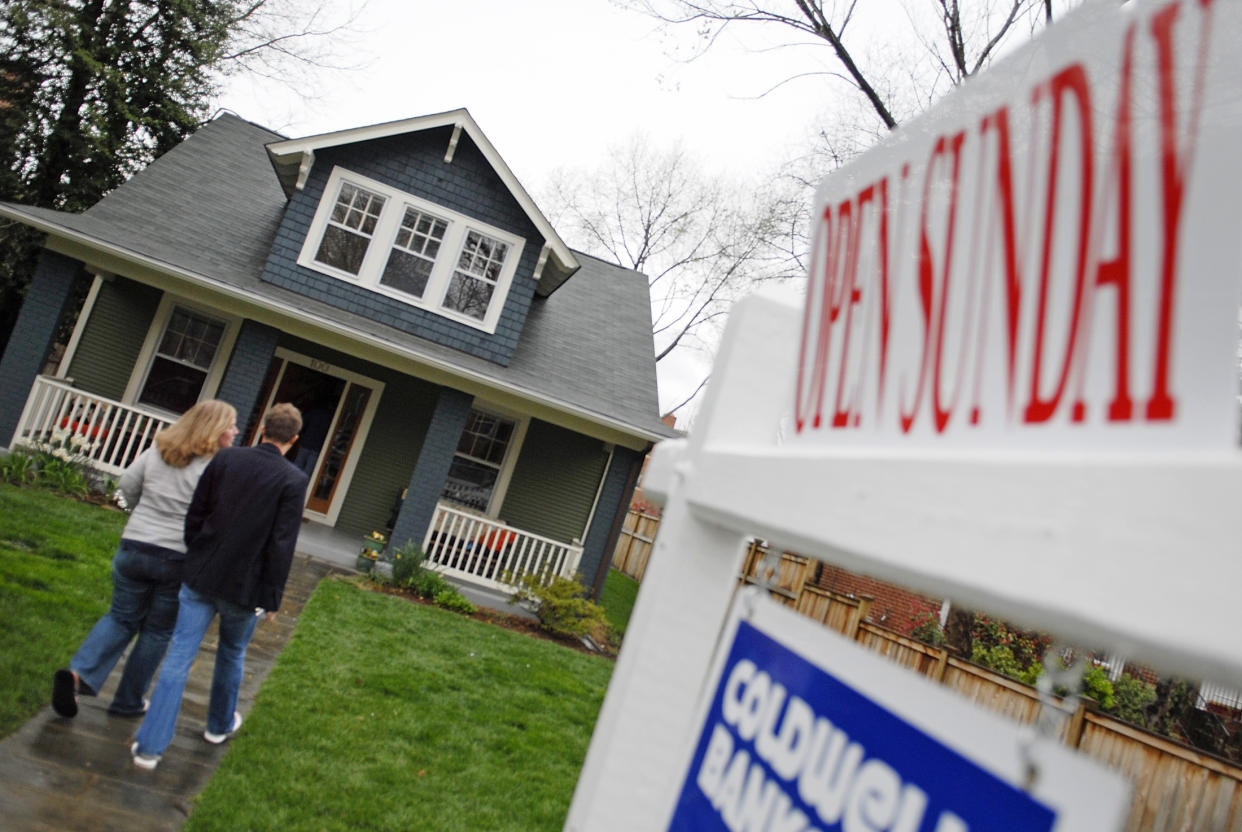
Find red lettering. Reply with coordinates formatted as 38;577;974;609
1023;64;1094;424
900;140;953;433
874;176;893;420
794;205;833;433
977;108;1023;421
1075;25;1137;423
1145;0;1214;420
931;132;968;433
831;185;875;428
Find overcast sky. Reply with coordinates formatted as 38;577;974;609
216;0;836;419
218;0;820;188
215;1;1082;420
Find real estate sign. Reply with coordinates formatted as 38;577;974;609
793;0;1240;452
566;1;1242;830
666;592;1128;832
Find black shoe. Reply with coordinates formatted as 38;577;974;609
52;669;78;718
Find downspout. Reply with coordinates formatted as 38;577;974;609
588;444;646;600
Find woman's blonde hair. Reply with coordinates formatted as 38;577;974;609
154;400;237;467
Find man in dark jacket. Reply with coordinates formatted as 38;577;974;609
131;403;308;770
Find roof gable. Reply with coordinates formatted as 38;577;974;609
264;108;577;296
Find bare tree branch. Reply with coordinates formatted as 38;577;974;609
668;372;713;415
544;135;802;405
625;0;1076;134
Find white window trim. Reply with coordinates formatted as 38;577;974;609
124;295;240;416
297;166;526;335
445;402;529;518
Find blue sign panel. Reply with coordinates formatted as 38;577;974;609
668;621;1056;831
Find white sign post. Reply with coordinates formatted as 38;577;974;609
567;0;1242;829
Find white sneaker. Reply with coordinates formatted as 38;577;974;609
131;742;160;770
203;711;243;744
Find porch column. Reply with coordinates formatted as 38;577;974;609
388;386;474;554
0;251;84;447
215;320;280;438
582;445;645;598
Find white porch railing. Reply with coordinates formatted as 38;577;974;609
422;503;585;593
12;375;174;477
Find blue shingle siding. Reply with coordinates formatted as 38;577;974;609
259;129;542;366
215;320;280;437
0;251;84;446
579;446;645;597
387;385;475;552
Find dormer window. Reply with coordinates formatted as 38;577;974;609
299;166;525;332
380;207;447;299
316;183;386;275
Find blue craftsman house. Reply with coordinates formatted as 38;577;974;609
0;109;674;595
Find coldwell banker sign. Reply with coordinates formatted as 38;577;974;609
565;1;1241;829
666;593;1129;831
792;0;1241;452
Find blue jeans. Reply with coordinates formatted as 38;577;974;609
134;584;259;757
69;539;182;714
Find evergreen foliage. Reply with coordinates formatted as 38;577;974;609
0;0;354;348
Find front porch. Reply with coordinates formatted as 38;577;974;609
11;375;173;477
295;520;537;619
10;375;584;605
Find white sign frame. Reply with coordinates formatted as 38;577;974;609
567;0;1242;828
665;588;1129;831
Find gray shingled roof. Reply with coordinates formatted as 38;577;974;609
3;113;674;442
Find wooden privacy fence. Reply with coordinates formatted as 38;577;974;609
740;543;1242;832
610;509;660;581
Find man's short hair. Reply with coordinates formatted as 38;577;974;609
264;403;302;443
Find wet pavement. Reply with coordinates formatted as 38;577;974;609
0;555;336;831
0;522;538;831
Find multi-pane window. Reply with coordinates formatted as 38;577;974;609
443;231;508;320
299;167;523;332
441;410;516;513
380;207;448;299
314;182;386;275
138;307;226;413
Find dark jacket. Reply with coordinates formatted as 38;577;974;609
183;442;309;611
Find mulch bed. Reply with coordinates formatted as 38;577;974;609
350;576;615;658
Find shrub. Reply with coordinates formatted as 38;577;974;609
909;612;946;647
0;450;37;485
433;589;476;614
405;568;452;599
1080;664;1117;711
1111;673;1157;727
970;614;1051;671
971;643;1044;685
1;445;94;497
390;541;426;586
384;540;476;613
511;573;611;642
38;456;89;497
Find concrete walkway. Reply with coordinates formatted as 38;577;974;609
0;554;337;831
0;523;537;831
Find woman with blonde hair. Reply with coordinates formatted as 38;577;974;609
52;399;239;718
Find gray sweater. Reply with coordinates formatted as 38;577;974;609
118;447;213;554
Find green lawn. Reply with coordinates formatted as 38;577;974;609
0;483;125;736
0;483;624;830
600;568;640;639
187;581;615;830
